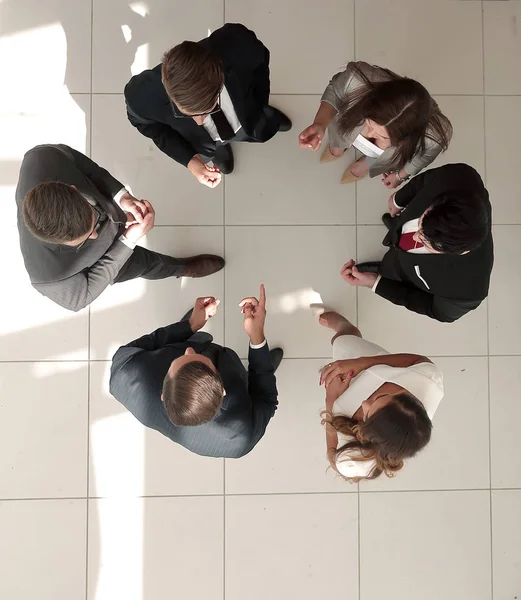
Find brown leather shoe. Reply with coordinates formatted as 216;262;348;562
178;254;225;278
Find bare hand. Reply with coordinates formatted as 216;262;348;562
340;260;378;288
381;172;401;189
387;193;402;218
189;296;220;332
188;155;222;189
325;374;351;406
119;192;148;224
239;284;267;345
320;359;365;388
124;200;155;243
298;123;326;151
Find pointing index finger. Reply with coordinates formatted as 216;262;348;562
259;283;266;309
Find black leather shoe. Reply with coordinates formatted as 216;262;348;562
179;255;225;278
356;261;382;274
213;144;234;175
382;213;393;230
270;348;284;372
269;107;292;132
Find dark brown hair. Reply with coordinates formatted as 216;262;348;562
162;41;224;114
22;182;94;243
324;392;432;482
420;192;489;254
337;64;452;170
163;361;224;427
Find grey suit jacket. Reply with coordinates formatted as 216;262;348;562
109;320;279;458
321;61;451;177
16;144;134;312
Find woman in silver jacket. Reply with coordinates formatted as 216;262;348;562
299;62;452;188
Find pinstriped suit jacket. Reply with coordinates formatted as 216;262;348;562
109;319;279;459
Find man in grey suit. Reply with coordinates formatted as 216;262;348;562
109;285;282;458
16;144;225;312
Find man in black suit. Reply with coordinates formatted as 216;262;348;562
110;285;282;458
124;23;291;188
341;163;494;323
16;144;225;312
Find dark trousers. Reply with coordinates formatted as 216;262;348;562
202;105;282;161
114;245;185;283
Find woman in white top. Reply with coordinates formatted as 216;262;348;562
317;310;444;481
299;61;452;187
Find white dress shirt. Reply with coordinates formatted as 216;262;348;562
202;85;242;142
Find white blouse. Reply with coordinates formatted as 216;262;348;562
332;361;444;479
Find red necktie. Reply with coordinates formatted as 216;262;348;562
399;231;423;251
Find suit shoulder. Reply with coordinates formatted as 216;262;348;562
124;65;165;110
435;163;483;184
16;145;75;203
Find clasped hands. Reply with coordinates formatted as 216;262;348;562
120;192;155;243
188;284;267;346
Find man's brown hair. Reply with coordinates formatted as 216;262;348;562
163;361;224;427
161;41;223;114
22;182;94;243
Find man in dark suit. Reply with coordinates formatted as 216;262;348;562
16;144;224;312
340;163;494;323
110;285;282;458
124;23;292;188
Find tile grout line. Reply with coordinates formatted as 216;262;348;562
222;4;226;599
85;1;94;599
353;5;362;597
481;2;494;597
85;92;521;98
3;487;518;503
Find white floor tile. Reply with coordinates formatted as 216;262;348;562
355;0;483;94
224;225;356;358
226;95;355;225
356;95;485;225
0;499;86;600
360;491;492;600
92;0;224;93
225;359;350;494
225;0;355;94
0;362;88;498
490;356;521;488
89;362;223;497
485;96;521;224
88;496;223;600
91;94;224;226
356;225;488;356
90;226;224;360
484;1;521;95
226;494;358;600
360;357;490;492
0;0;91;94
488;225;521;355
492;490;521;600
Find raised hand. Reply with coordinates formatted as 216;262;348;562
188;297;220;332
188;155;222;189
239;283;267;345
298;123;326;151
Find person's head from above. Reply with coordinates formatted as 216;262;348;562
338;66;452;168
162;41;224;126
328;391;432;481
23;182;100;247
162;347;225;426
413;192;489;254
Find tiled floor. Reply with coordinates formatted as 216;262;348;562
0;1;520;599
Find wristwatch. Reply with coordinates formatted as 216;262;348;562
394;170;410;184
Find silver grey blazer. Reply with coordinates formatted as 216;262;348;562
321;61;451;177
